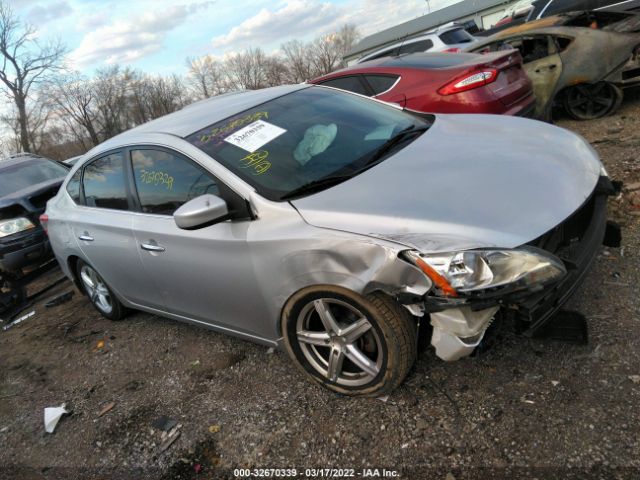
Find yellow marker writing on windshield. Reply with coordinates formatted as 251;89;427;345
239;150;271;175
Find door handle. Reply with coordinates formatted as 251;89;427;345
535;64;557;73
141;243;166;252
78;234;94;242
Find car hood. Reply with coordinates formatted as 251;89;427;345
291;114;602;253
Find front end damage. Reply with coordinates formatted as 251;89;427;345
396;175;620;362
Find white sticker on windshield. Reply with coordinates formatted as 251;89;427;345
224;120;286;153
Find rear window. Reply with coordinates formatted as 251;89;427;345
82;152;129;210
439;28;474;45
66;170;81;203
319;76;369;95
0;159;68;197
364;75;400;95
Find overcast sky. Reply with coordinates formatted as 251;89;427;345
13;0;460;75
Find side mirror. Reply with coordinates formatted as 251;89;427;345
174;194;229;229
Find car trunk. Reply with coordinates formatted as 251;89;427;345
483;50;533;107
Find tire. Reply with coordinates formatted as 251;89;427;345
281;285;417;397
76;259;126;321
563;82;623;120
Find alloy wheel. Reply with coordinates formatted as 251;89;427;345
295;298;383;387
80;265;113;314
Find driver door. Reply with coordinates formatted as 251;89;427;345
127;147;268;338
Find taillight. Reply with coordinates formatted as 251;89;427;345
39;214;49;234
438;69;498;96
442;48;461;53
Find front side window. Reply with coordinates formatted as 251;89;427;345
131;149;219;215
82;152;128;210
66;169;81;203
319;76;369;95
186;87;431;201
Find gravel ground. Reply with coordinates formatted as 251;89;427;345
1;92;640;480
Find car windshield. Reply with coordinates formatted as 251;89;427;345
186;87;432;201
0;159;68;197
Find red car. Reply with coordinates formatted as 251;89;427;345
309;52;535;117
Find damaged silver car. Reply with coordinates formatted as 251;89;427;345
44;85;618;396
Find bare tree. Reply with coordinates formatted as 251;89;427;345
186;55;227;99
0;2;66;152
225;47;270;90
281;39;315;82
311;24;360;76
47;72;100;147
92;65;134;139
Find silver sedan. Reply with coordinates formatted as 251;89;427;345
44;85;615;396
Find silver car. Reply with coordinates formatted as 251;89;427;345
44;85;615;396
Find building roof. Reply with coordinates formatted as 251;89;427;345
346;0;512;59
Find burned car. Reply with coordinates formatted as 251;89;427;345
467;15;640;120
1;153;69;315
45;85;617;396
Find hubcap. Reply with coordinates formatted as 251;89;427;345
80;265;113;314
296;298;383;387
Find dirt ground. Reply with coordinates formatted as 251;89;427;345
2;92;640;480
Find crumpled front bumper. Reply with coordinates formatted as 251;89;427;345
425;176;616;362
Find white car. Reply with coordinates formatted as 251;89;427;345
357;25;478;64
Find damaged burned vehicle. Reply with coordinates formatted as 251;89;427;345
467;13;640;120
45;85;618;396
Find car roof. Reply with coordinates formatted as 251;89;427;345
99;85;308;148
322;52;484;77
0;153;50;169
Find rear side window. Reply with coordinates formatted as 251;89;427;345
364;75;400;95
439;29;474;45
131;149;219;215
83;152;128;210
398;39;433;54
319;76;369;95
66;170;81;203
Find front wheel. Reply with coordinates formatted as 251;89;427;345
76;259;126;320
281;286;417;397
563;82;623;120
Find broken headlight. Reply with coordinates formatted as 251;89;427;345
404;248;566;297
0;217;36;238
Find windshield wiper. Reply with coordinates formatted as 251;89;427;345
280;173;356;201
363;124;431;167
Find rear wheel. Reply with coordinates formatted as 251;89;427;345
281;286;417;397
563;82;623;120
76;259;125;320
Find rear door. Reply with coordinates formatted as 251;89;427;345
71;151;159;307
128;147;267;337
